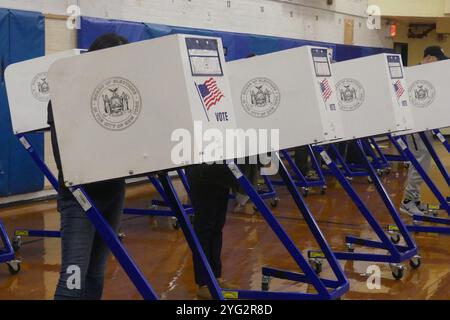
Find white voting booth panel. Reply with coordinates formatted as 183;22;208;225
5;50;82;134
48;34;239;186
228;46;344;152
332;54;414;141
401;60;450;134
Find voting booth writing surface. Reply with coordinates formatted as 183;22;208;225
48;35;239;186
5;50;82;134
228;46;344;152
332;54;414;141
402;60;450;135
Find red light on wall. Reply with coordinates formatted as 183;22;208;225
390;24;398;37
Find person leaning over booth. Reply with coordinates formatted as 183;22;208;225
48;33;129;300
400;46;449;216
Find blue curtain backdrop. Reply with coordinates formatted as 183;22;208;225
0;8;45;196
78;16;393;62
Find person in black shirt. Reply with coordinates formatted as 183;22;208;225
48;33;129;300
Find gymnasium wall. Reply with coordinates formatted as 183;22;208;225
1;0;394;48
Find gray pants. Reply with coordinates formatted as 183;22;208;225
404;132;433;202
54;182;125;300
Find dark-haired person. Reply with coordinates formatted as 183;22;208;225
48;33;129;300
400;46;449;216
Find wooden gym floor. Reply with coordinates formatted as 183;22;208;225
0;142;449;300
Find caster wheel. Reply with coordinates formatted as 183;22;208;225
403;162;410;169
409;256;421;269
390;264;405;280
390;233;401;244
270;198;279;208
172;218;181;230
261;276;271;291
309;259;323;275
346;176;353;181
377;170;383;177
320;186;327;195
430;210;439;217
117;232;126;242
367;176;373;184
346;243;355;253
12;236;22;252
253;206;259;213
302;188;310;197
7;260;21;275
385;168;391;175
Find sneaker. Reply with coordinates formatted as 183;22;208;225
400;200;425;217
196;285;212;300
415;201;428;213
217;278;236;290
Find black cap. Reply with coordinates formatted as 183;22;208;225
424;46;449;60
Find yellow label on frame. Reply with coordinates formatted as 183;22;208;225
223;291;239;299
388;225;399;232
309;251;325;259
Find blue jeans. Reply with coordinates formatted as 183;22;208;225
54;182;125;300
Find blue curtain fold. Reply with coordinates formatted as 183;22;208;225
0;8;45;196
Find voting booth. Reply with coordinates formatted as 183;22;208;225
48;35;350;300
228;46;341;195
3;50;84;247
332;53;414;141
5;48;197;240
290;54;420;276
228;46;344;151
385;60;450;235
403;60;450;134
5;50;82;134
49;35;240;186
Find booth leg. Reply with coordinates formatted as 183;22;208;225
385;134;410;163
272;154;348;285
327;144;368;179
157;173;224;300
70;187;158;300
396;137;449;213
227;159;348;300
393;136;450;234
359;140;418;253
419;132;450;187
315;145;417;272
308;145;328;194
0;220;21;275
271;149;327;195
367;138;391;174
12;134;61;249
433;130;450;154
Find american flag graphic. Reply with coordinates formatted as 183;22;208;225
196;78;225;111
320;79;333;102
394;80;405;99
